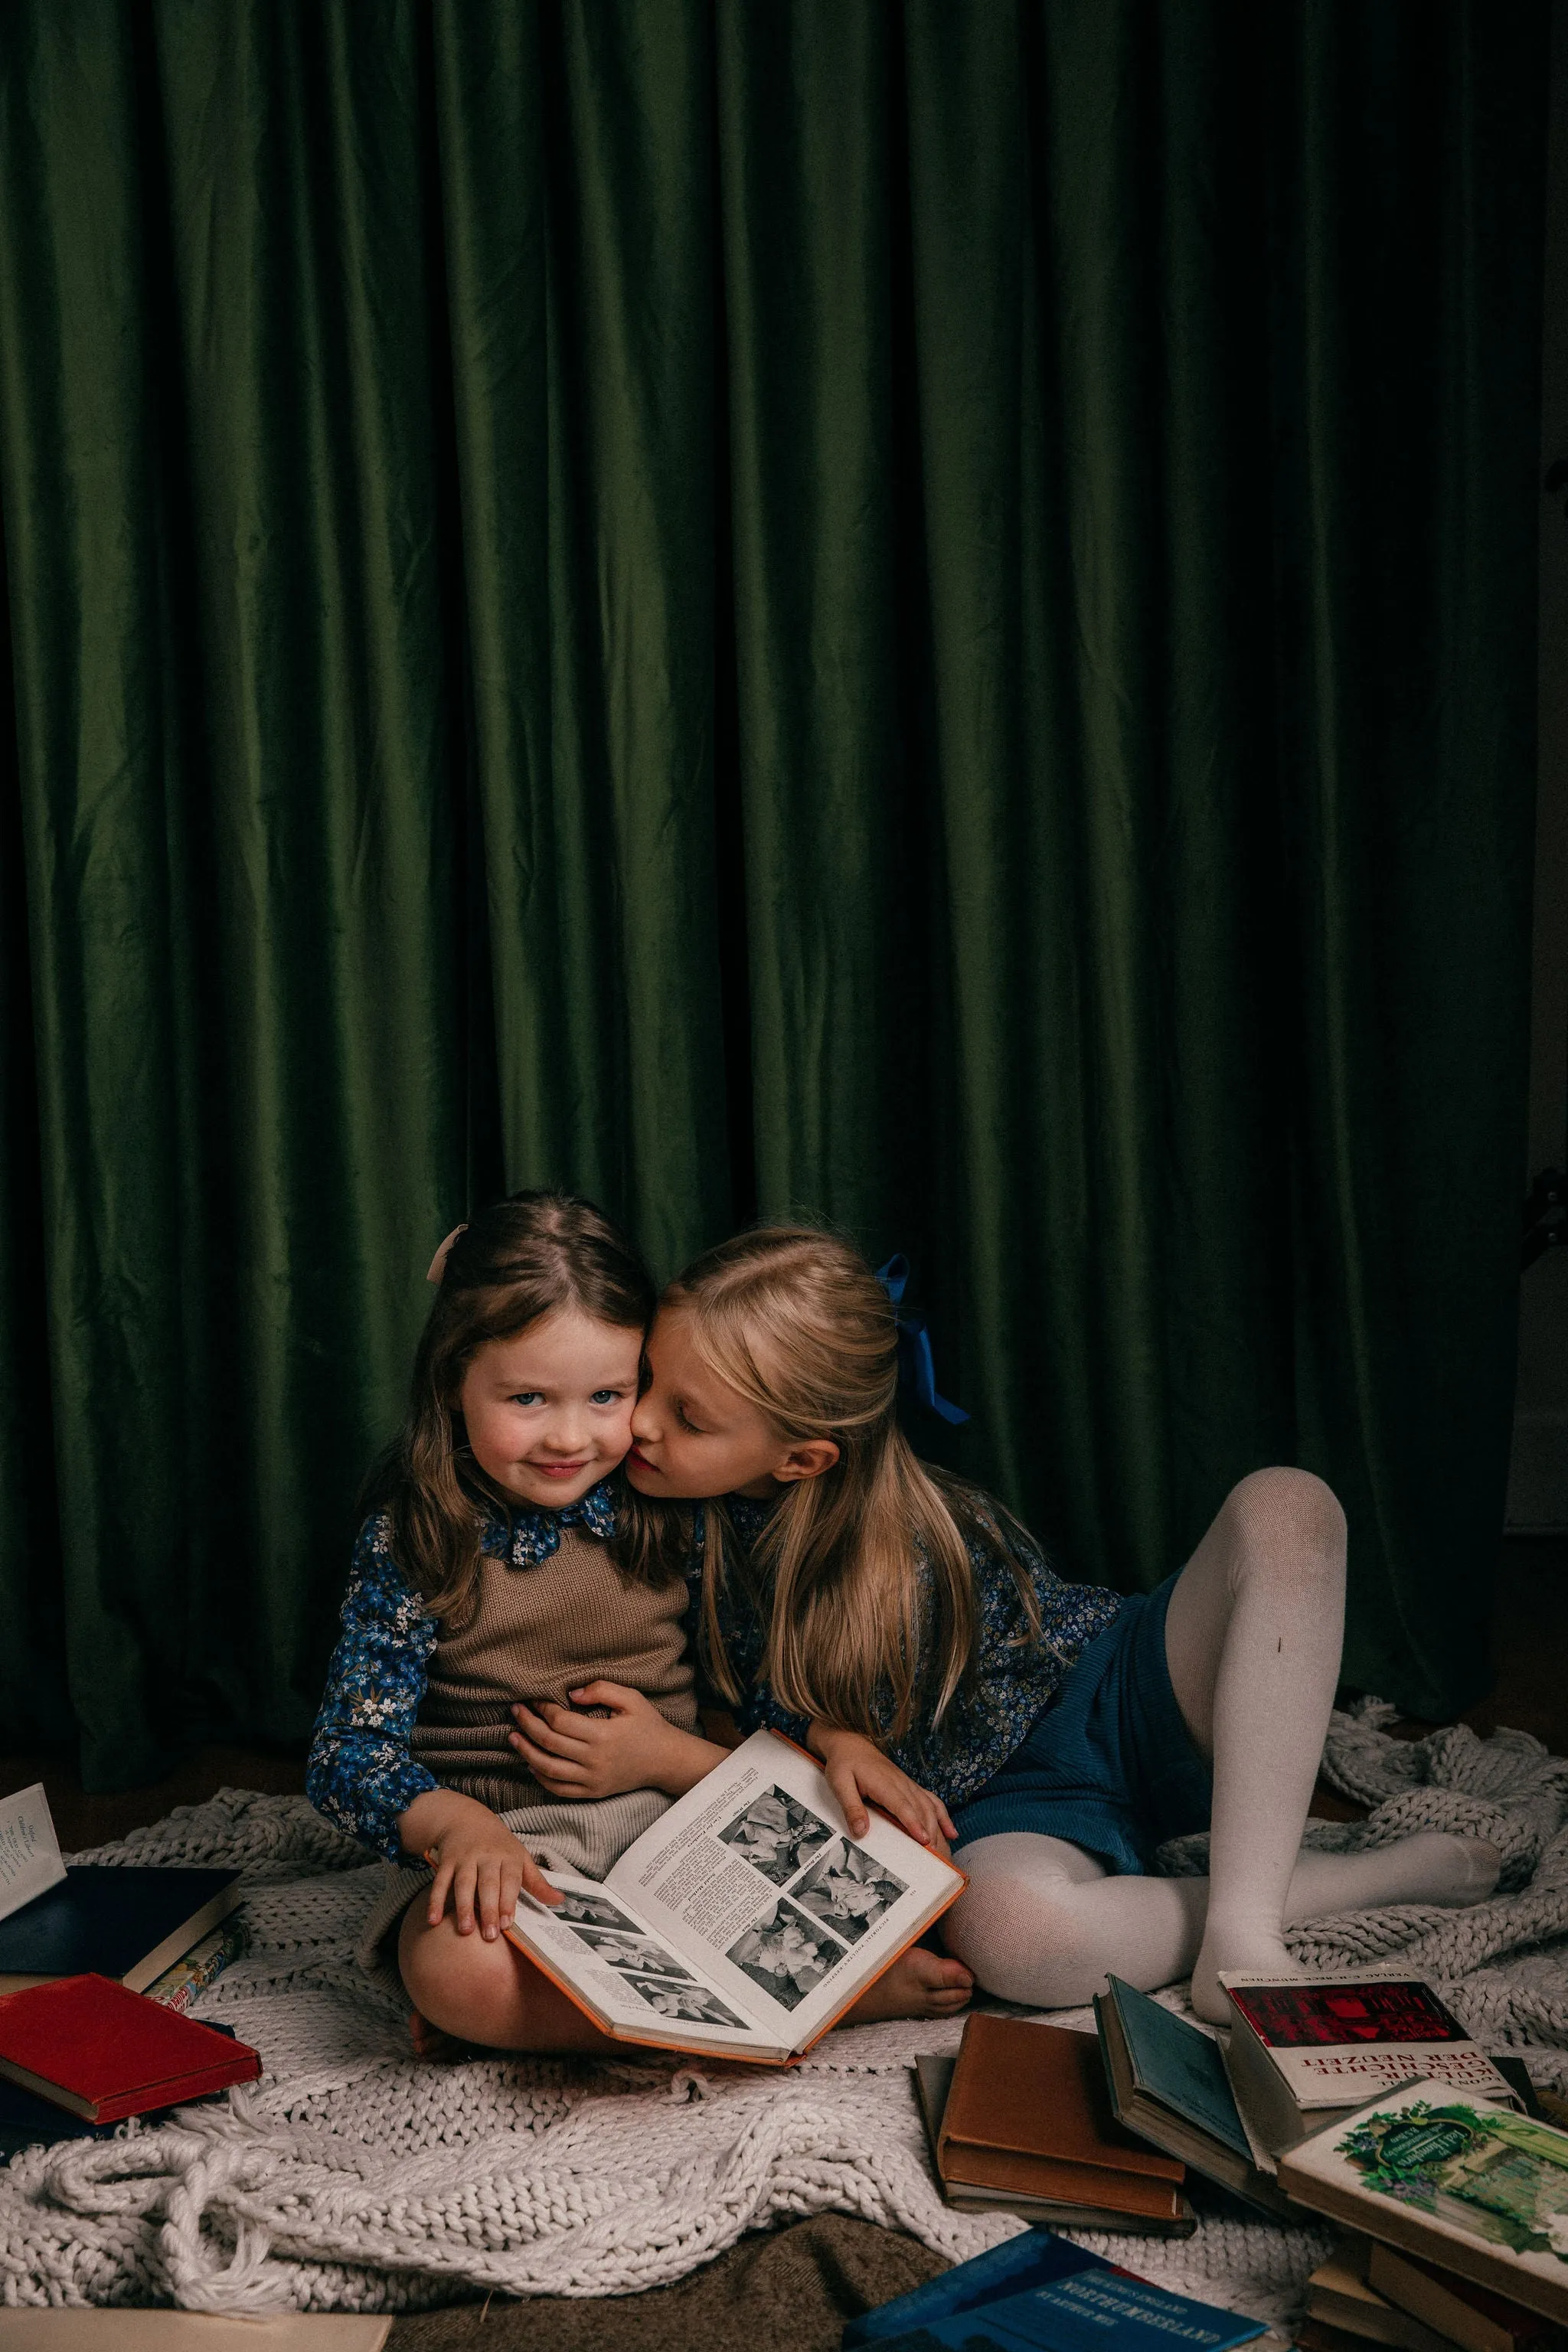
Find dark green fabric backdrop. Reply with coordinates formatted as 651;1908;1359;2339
0;2;1547;1787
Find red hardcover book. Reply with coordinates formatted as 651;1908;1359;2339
0;1972;261;2122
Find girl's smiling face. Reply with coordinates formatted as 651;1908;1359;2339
459;1309;642;1511
626;1305;838;1499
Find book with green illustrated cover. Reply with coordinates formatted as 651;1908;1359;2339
1281;2079;1568;2329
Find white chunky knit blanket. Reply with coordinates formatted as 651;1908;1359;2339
5;1701;1568;2321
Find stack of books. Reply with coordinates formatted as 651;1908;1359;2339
1214;1970;1568;2352
0;1782;260;2155
1297;2233;1567;2352
904;1967;1567;2352
913;2011;1196;2232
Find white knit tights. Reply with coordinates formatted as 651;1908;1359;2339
942;1468;1500;2024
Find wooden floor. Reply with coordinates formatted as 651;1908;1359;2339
2;1533;1564;2345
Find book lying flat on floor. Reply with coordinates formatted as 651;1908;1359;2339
1367;2240;1568;2352
1094;1974;1294;2218
847;2230;1114;2348
504;1729;963;2063
0;1865;243;1995
1;2314;392;2347
0;2018;251;2157
913;2051;1195;2233
0;1974;261;2122
1221;1975;1522;2156
935;2014;1193;2229
1304;2237;1459;2352
1279;2077;1568;2329
840;2225;1266;2352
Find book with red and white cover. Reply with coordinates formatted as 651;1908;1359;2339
1220;1974;1521;2154
0;1972;261;2122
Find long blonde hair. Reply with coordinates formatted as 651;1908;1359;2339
663;1228;1041;1745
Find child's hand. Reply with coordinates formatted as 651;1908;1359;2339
397;1787;558;1940
807;1724;957;1853
510;1684;727;1800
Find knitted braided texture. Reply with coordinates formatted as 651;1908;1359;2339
5;1710;1565;2318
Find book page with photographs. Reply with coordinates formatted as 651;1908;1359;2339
508;1874;769;2048
600;1730;961;2045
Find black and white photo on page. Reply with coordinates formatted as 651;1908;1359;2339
624;1975;750;2029
726;1896;847;2010
717;1785;835;1885
550;1889;644;1933
567;1926;697;1979
790;1836;907;1942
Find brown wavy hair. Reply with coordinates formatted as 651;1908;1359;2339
621;1227;1043;1745
365;1191;659;1625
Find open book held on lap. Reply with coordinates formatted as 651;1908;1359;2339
504;1729;965;2062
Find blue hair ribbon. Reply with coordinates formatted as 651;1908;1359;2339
875;1255;970;1425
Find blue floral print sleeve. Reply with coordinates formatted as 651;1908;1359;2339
305;1514;440;1861
702;1492;1124;1812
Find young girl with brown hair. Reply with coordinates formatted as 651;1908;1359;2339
511;1227;1501;2024
307;1191;739;2051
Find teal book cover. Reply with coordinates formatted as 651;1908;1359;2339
1106;1975;1253;2161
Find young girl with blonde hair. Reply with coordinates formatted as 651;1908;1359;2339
511;1227;1502;2022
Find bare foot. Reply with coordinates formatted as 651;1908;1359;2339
843;1947;974;2025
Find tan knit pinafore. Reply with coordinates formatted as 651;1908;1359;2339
356;1528;697;1981
409;1526;697;1811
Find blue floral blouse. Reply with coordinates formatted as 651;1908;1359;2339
702;1491;1124;1812
305;1481;628;1861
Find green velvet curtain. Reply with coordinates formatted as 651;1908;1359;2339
0;1;1547;1786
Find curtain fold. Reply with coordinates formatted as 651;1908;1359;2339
1272;6;1547;1710
0;0;1547;1779
434;3;733;1276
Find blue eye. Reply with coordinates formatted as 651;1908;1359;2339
590;1389;622;1405
511;1392;544;1407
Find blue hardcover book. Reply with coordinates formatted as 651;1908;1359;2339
1096;1975;1293;2218
861;2263;1266;2352
844;2230;1110;2347
1102;1978;1251;2158
0;1867;241;1996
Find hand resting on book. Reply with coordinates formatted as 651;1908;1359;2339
806;1725;957;1852
397;1788;560;1941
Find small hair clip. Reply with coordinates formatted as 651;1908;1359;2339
875;1255;969;1425
426;1224;467;1285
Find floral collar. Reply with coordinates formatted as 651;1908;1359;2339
723;1491;779;1546
477;1477;618;1568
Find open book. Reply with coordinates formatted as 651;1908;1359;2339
505;1729;965;2062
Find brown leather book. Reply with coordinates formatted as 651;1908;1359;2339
936;2014;1187;2220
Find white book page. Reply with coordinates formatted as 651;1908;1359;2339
604;1730;959;2045
510;1872;769;2047
0;1784;65;1926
